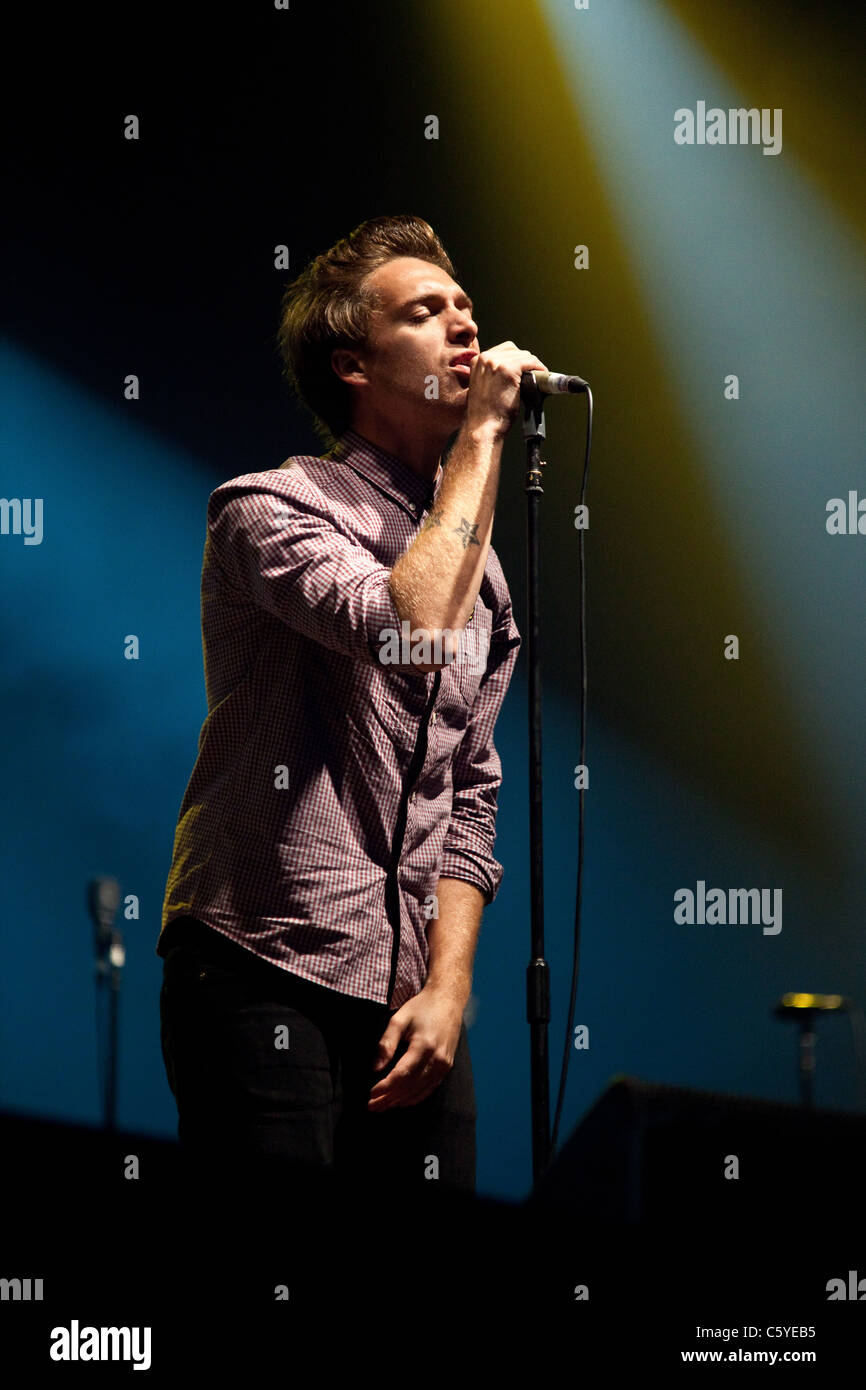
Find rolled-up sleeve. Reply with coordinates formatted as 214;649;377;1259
206;476;410;665
438;601;521;905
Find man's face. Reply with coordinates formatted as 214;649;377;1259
337;256;480;430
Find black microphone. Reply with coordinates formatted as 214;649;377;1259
89;876;121;951
521;370;589;398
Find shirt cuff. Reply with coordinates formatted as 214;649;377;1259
437;851;502;906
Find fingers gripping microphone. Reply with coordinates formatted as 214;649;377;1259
521;370;589;398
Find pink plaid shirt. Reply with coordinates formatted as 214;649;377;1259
158;427;521;1008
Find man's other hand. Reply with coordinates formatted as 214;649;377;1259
367;984;465;1110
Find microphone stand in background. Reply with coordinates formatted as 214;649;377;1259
773;991;860;1110
89;876;125;1131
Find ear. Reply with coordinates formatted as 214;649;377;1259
331;347;368;386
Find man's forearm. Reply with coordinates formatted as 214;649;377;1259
424;876;486;1009
389;423;504;644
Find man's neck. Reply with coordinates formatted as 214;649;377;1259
346;415;447;481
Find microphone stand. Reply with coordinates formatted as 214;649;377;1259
797;1012;816;1109
90;877;125;1131
521;376;552;1182
773;992;854;1111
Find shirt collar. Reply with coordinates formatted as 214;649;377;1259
325;428;442;520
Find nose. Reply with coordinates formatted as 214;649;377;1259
451;306;478;342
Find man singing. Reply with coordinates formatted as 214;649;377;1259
157;213;546;1195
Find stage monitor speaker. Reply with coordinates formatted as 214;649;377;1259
529;1075;866;1226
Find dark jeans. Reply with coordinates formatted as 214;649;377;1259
159;917;476;1193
